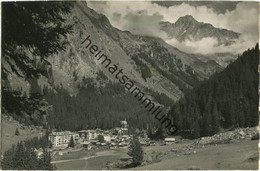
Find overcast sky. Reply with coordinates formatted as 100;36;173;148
87;1;259;54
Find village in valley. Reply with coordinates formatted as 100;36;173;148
45;118;258;170
48;120;175;152
2;113;258;170
44;119;178;169
1;1;259;170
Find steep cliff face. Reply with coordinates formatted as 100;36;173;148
5;2;223;101
160;15;240;45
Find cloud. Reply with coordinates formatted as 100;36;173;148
152;1;239;14
121;12;164;36
165;34;257;55
87;1;258;54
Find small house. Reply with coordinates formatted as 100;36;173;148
103;135;111;143
82;142;91;150
165;137;175;145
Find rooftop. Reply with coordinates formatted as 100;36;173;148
78;130;97;133
50;131;76;136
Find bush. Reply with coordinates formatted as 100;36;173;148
15;128;19;136
251;133;259;140
98;135;105;143
127;135;143;166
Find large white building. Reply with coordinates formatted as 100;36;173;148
49;131;78;147
78;130;98;141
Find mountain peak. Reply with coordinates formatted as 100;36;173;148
175;15;198;25
160;14;240;44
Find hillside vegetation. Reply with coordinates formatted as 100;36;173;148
169;44;259;138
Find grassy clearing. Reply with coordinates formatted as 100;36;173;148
1;115;45;153
136;140;258;170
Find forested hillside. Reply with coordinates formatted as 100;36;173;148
43;77;172;131
1;2;73;169
2;1;73;126
2;1;258;139
169;44;259;138
1;133;52;170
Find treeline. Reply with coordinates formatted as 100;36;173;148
169;44;259;138
43;78;162;131
2;78;51;126
1;133;53;170
3;71;173;135
2;1;73;126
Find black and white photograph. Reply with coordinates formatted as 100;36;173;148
1;1;259;170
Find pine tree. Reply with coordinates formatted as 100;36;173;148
98;135;105;143
1;147;15;169
154;126;165;140
49;141;53;149
1;133;53;170
38;149;53;170
147;126;154;139
127;135;144;166
192;118;200;138
12;142;25;169
68;136;75;148
2;1;73;79
15;128;20;136
2;1;73;126
23;147;38;169
212;102;220;134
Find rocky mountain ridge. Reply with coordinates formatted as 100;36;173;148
160;15;240;45
5;2;225;102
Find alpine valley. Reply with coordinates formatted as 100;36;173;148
2;2;259;170
2;1;257;135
